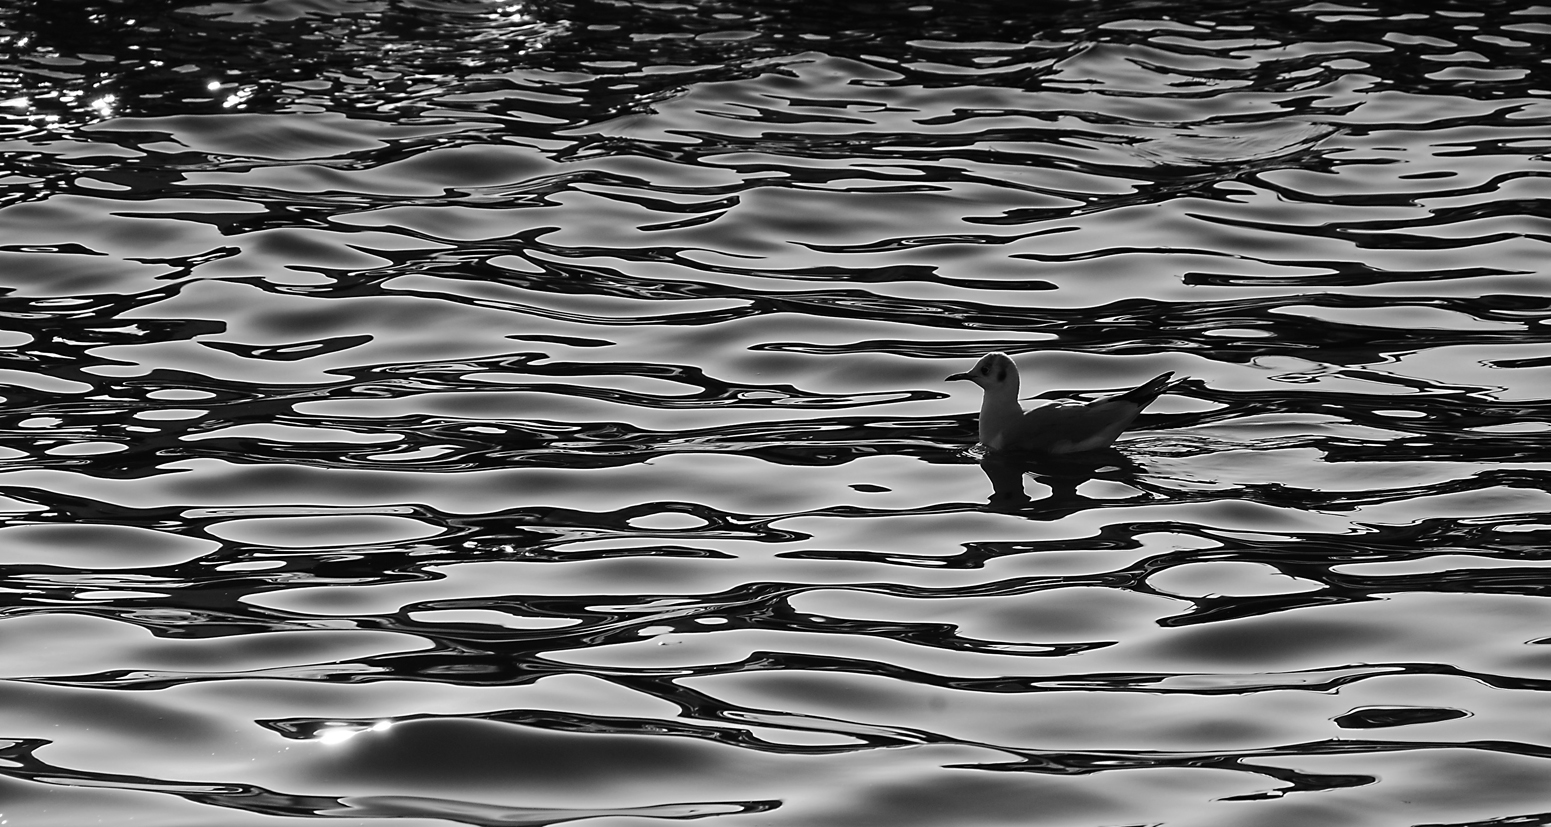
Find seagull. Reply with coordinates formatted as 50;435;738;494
947;353;1176;454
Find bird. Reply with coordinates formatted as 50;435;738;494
947;352;1176;454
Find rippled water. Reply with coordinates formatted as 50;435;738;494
2;0;1551;824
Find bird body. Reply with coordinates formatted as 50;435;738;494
947;353;1174;454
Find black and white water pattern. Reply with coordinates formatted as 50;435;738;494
1;1;1550;824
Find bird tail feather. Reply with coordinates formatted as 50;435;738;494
1115;371;1176;406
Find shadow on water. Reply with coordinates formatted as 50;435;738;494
977;447;1145;517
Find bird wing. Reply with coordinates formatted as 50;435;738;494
1004;372;1174;454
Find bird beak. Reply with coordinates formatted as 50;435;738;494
945;373;972;382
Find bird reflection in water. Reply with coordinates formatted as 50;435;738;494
977;447;1145;515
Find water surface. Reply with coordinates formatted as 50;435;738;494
2;1;1551;825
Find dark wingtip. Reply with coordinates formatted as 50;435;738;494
1116;371;1179;405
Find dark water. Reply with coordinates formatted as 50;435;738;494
2;0;1551;824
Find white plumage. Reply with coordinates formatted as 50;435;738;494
947;353;1175;454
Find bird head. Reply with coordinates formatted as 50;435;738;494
946;352;1017;391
